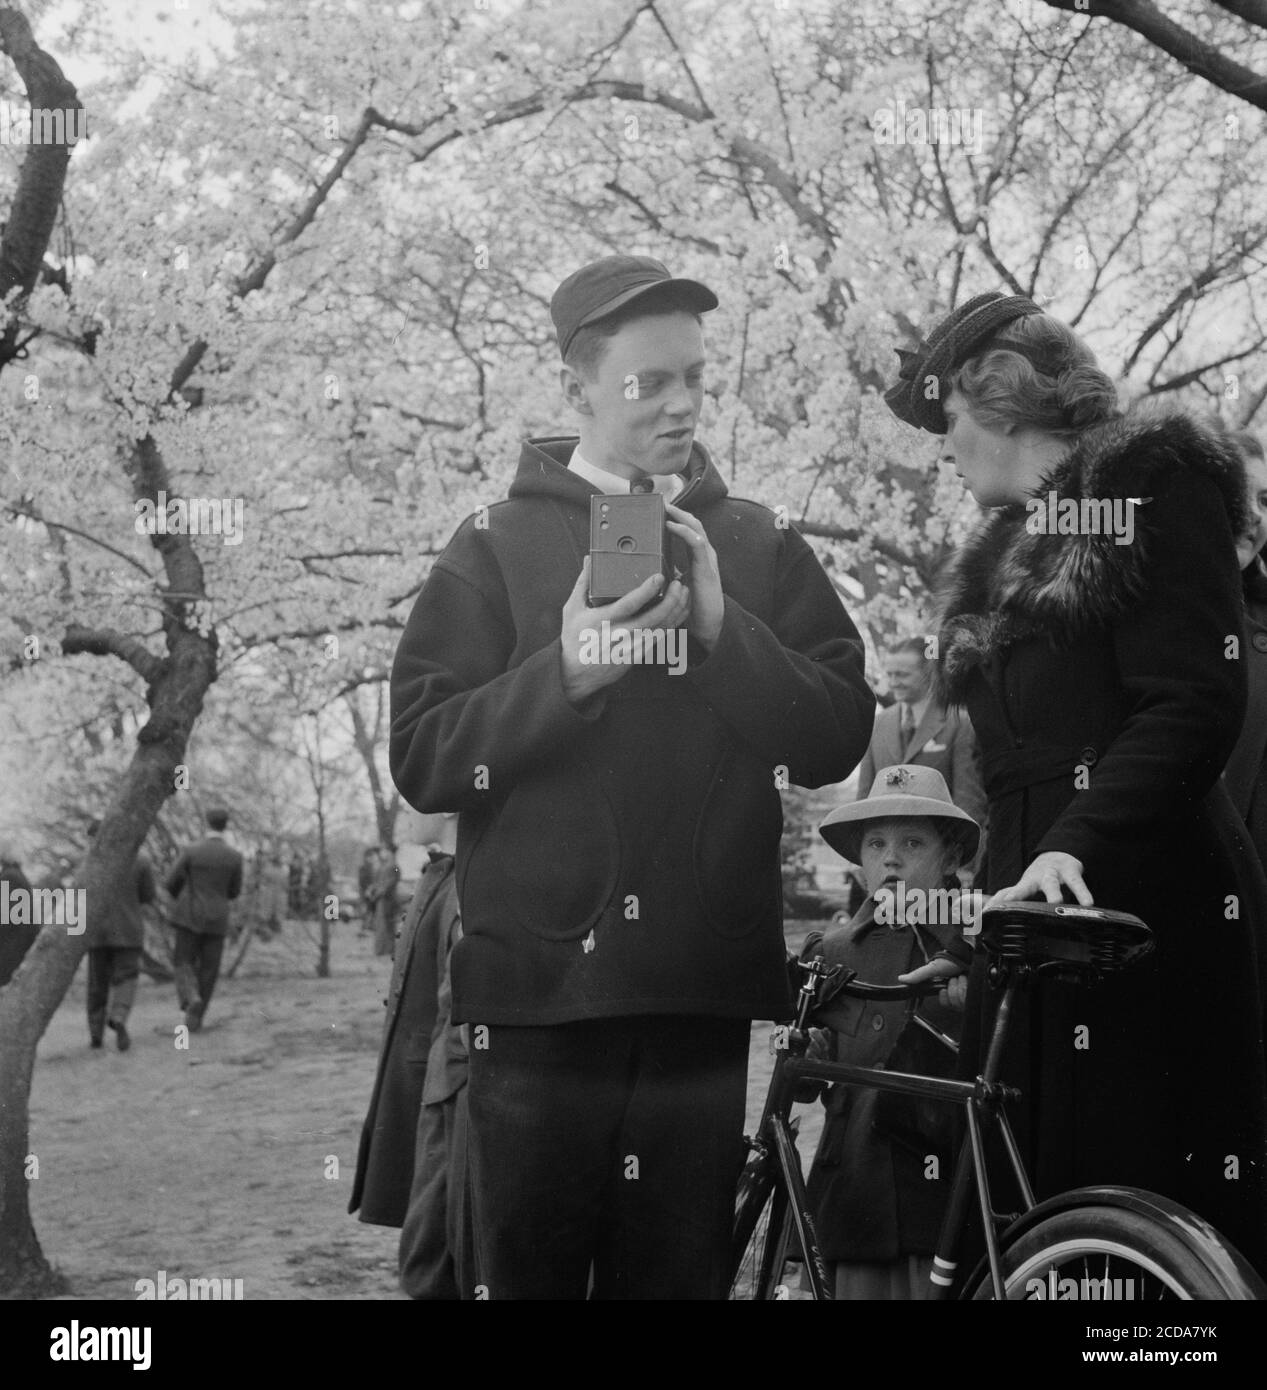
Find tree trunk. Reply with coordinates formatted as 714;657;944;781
345;685;399;849
0;623;215;1294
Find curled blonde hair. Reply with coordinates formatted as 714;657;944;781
951;313;1120;436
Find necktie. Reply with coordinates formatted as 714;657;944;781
630;476;655;493
900;701;916;750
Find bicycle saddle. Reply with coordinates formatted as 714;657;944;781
979;901;1154;978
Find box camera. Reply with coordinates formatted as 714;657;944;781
588;494;683;607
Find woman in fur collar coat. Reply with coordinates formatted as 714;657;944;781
887;293;1267;1278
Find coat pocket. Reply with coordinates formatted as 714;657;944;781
459;771;620;942
692;748;783;939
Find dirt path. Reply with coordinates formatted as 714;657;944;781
27;921;824;1300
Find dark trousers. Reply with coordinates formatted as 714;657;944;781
172;928;225;1016
465;1015;750;1300
86;946;141;1039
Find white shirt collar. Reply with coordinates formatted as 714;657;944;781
569;446;685;499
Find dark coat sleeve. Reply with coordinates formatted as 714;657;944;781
165;851;188;898
950;714;988;829
679;529;875;787
856;734;878;801
136;859;156;906
389;534;610;814
227;853;244;901
1036;470;1248;874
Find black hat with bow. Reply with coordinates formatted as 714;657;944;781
883;291;1050;434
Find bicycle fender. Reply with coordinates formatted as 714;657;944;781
959;1185;1267;1300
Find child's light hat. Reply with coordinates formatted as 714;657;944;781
819;764;981;863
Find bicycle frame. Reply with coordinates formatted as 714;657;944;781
749;958;1037;1300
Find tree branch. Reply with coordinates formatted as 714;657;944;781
1040;0;1267;110
61;624;167;685
0;8;82;371
166;105;380;398
1211;1;1267;30
3;503;154;579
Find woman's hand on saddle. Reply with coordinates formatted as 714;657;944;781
897;957;969;1010
992;851;1092;907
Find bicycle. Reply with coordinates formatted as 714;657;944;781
730;900;1267;1300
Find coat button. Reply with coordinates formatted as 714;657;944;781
1079;746;1097;766
1253;632;1267;654
871;1014;884;1031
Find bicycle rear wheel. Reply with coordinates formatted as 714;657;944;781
970;1204;1266;1300
730;1146;796;1300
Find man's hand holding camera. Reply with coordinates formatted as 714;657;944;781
665;501;724;650
559;502;726;706
560;559;690;705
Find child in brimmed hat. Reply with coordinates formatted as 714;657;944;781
797;764;982;1300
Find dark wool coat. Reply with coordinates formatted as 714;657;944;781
350;854;461;1228
802;901;962;1262
89;857;157;950
935;411;1267;1275
1223;558;1267;876
389;437;874;1025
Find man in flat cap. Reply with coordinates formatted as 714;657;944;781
389;254;874;1299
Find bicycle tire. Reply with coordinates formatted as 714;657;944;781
969;1205;1266;1300
730;1148;798;1299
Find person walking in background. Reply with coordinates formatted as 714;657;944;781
370;846;399;958
1223;430;1267;875
358;846;378;933
258;852;288;938
288;852;304;917
856;637;987;882
165;807;244;1033
83;819;156;1052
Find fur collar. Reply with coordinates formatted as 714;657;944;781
935;412;1248;704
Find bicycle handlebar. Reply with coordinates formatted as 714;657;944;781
837;977;945;1001
792;956;949;1008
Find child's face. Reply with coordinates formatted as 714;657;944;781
1236;450;1267;569
858;817;954;895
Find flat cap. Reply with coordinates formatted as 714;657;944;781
550;255;717;361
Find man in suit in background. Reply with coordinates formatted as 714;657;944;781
166;807;244;1032
857;638;987;881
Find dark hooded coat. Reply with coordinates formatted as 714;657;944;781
388;437;874;1026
